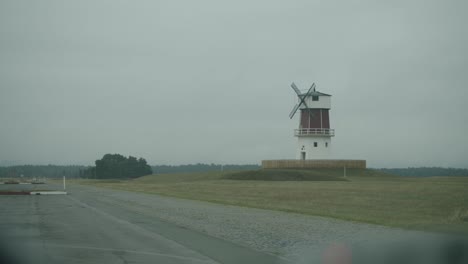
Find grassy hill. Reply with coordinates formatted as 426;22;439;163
73;169;468;233
224;168;394;181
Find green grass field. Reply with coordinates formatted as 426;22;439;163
72;169;468;233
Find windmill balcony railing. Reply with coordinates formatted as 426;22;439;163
294;128;335;137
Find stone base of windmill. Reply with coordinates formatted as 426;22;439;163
261;159;366;169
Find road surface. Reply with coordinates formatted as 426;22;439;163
0;183;281;264
2;183;464;264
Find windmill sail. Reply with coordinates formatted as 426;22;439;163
309;83;316;91
289;104;300;119
291;82;301;95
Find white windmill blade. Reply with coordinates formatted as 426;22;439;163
290;82;301;95
289;103;300;119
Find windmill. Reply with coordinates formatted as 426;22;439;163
261;83;366;169
288;82;334;160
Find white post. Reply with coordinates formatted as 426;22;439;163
63;176;66;190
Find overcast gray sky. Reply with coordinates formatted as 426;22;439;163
1;0;467;168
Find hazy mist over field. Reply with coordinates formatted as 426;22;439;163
1;0;467;168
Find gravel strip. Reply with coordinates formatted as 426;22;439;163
72;184;417;262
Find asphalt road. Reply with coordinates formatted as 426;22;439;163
0;183;282;264
2;183;467;264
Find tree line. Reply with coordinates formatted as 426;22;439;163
2;162;467;179
377;167;468;177
0;165;87;178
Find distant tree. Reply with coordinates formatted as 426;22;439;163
0;165;88;179
377;167;468;177
93;154;152;179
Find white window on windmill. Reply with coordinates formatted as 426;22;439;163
314;142;318;147
312;95;319;101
